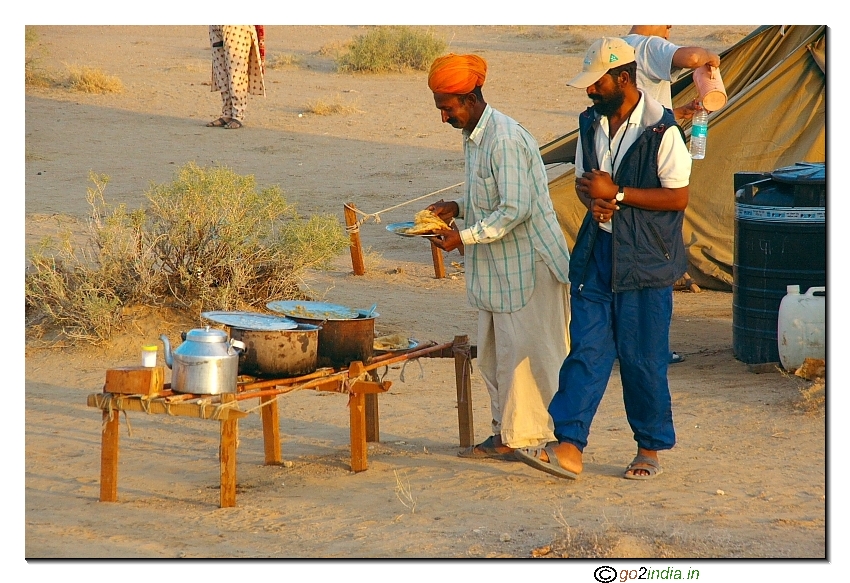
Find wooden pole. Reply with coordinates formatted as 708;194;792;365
99;409;120;502
344;203;366;276
453;335;475;447
260;395;282;465
219;393;238;508
430;240;446;279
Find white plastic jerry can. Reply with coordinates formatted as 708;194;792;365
777;285;825;371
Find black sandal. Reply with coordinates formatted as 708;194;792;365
206;117;229;127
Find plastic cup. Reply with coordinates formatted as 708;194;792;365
693;65;727;112
142;345;158;367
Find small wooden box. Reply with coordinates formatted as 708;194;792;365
104;366;166;396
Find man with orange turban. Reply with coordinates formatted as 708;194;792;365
424;54;573;460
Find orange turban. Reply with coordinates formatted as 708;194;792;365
428;54;487;94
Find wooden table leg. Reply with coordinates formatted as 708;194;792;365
220;394;238;508
260;395;282;464
348;361;368;472
454;335;475;447
365;370;379;442
99;409;120;502
349;391;368;472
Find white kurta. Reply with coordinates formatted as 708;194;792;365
476;258;570;449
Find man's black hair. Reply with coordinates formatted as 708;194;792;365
607;61;638;85
463;85;484;100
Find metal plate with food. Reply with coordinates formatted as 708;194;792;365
266;300;361;321
386;222;441;238
200;311;298;331
373;334;420;352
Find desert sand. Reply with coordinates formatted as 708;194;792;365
22;23;829;574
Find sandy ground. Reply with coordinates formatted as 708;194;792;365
21;24;831;573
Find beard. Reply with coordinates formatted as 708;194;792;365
589;86;626;117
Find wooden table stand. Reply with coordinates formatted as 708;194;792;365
88;336;476;507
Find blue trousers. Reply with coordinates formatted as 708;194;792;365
549;230;676;452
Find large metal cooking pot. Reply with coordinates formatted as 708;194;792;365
160;327;245;395
290;310;377;368
229;323;321;378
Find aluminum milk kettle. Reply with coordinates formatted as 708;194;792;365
160;327;245;395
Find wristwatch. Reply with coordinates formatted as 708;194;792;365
615;186;626;202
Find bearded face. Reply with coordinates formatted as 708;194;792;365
587;74;627;117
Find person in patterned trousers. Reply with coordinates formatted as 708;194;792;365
206;25;265;129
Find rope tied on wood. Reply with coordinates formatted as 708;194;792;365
97;393;134;437
344;182;463;233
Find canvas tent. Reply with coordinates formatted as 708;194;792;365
540;25;826;290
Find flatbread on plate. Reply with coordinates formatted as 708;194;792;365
403;209;450;235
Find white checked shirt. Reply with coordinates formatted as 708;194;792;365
454;105;571;313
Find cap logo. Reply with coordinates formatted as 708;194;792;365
609;54;619;63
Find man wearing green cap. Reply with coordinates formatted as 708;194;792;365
515;37;692;480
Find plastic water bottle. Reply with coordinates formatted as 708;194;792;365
690;107;708;160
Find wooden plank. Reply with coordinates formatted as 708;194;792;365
238;367;337;392
348;380;391;394
87;393;247;420
453;335;475;448
344;203;366;276
99;409;120;502
260;395;282;465
362;341;454;371
430;240;446;279
219;394;238;508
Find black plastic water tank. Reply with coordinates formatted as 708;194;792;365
732;162;826;364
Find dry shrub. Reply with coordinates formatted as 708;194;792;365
25;164;351;344
532;524;618;558
26;234;124;345
336;26;446;73
265;53;300;69
304;95;362;116
67;65;124;94
778;358;826;415
561;33;589;52
317;41;348;58
513;26;565;40
703;30;750;46
25;27;55;88
796;380;825;415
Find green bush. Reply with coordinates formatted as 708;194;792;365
25;164;351;344
337;26;447;73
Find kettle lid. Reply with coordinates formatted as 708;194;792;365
185;326;228;343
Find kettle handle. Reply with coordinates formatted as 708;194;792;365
230;339;246;355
